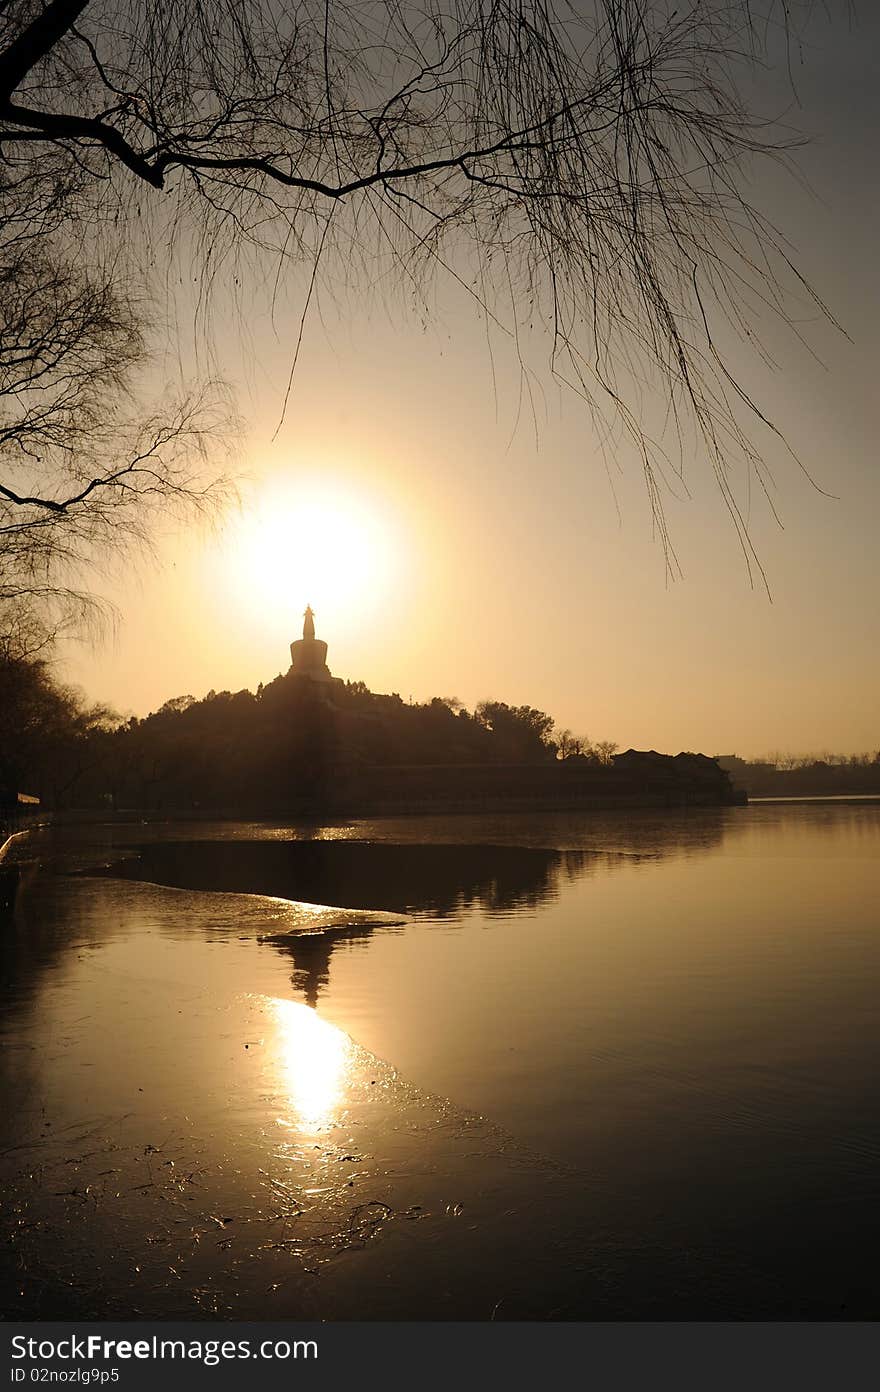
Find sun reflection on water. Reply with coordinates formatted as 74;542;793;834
269;997;353;1134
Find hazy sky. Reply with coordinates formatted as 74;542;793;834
60;6;878;759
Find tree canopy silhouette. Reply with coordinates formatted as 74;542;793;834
0;5;234;652
13;670;621;810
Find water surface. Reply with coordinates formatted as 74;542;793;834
2;803;878;1318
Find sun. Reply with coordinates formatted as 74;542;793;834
219;478;396;637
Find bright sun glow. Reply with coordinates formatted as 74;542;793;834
269;996;353;1135
221;479;396;637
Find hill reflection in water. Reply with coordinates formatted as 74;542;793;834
87;822;727;1006
93;838;574;915
90;839;585;1007
7;811;731;1019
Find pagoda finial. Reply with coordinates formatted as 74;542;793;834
290;604;333;681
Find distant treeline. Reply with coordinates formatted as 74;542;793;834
717;754;880;798
1;654;624;812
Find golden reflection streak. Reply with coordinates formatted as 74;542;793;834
269;997;352;1135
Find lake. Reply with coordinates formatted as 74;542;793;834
2;801;878;1319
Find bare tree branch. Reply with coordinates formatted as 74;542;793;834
0;243;235;646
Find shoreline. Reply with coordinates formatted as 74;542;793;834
36;790;747;827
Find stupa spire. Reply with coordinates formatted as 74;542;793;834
290;604;334;683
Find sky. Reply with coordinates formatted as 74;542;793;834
59;5;879;760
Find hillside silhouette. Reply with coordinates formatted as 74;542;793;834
2;638;741;817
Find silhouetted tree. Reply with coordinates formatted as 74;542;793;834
156;695;196;716
556;728;574;759
0;7;240;648
556;729;594;761
475;700;556;761
593;739;618;765
0;238;234;649
0;648;115;800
